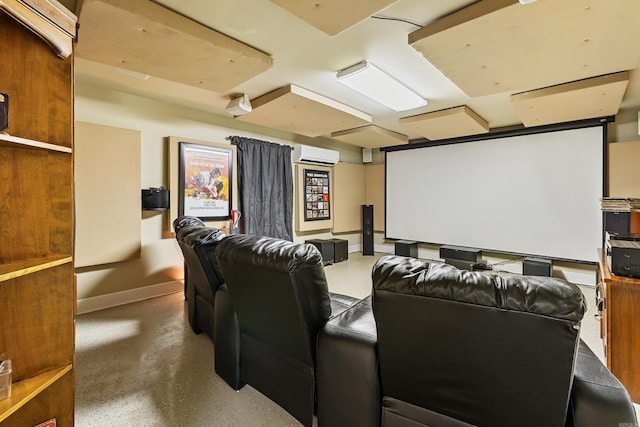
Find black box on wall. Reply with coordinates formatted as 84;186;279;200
142;188;169;211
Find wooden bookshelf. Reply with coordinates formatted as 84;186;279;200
0;2;76;425
598;249;640;403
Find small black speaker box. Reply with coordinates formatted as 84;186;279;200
362;205;374;256
142;188;169;211
605;211;630;235
395;240;418;258
523;257;553;277
330;239;348;263
439;245;482;263
305;239;334;265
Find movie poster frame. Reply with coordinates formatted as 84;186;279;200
178;142;233;220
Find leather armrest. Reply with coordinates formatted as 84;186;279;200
329;291;361;317
213;284;244;390
566;339;638;427
317;296;380;427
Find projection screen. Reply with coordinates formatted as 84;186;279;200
385;123;606;263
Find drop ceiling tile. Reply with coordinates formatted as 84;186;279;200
236;84;372;138
269;0;399;36
512;71;629;127
400;106;489;141
331;125;407;149
409;0;640;97
75;0;273;94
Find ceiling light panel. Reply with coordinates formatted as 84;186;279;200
337;61;427;112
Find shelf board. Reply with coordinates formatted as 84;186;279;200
0;256;73;283
0;365;72;422
0;133;72;153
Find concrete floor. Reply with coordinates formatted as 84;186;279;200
75;252;638;426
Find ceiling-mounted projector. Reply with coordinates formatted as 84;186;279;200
226;94;252;116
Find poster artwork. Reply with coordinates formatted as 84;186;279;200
180;143;232;220
304;169;330;221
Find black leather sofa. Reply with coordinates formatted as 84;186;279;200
173;216;227;342
317;255;638;427
213;234;363;427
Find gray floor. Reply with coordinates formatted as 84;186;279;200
75;253;639;426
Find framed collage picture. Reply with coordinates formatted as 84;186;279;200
178;142;233;220
304;168;331;221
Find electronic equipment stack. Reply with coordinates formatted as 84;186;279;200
601;198;640;278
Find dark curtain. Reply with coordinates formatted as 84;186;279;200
230;136;293;240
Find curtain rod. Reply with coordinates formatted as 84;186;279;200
226;135;294;149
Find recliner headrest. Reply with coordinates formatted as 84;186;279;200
216;234;322;273
373;255;586;323
173;215;206;234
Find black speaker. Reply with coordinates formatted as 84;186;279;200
142;188;169;211
305;239;334;265
523;257;553;277
330;239;349;263
439;245;482;263
605;211;631;235
362;205;374;256
395;240;418;258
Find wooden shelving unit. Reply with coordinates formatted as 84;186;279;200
0;2;77;425
598;249;640;403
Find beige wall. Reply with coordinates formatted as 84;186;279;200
74;82;638;307
74;82;364;308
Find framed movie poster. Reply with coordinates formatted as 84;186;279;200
303;168;331;221
179;142;233;220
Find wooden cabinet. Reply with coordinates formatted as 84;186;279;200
0;2;76;425
597;249;640;403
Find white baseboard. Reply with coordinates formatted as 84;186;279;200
77;280;184;315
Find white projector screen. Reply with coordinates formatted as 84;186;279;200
385;123;605;263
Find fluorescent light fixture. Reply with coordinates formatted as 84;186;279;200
519;0;538;4
337;61;427;111
116;67;150;80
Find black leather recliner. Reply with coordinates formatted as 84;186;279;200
214;234;363;427
317;255;638;427
173;216;227;342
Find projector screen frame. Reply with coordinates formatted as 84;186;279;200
382;116;613;265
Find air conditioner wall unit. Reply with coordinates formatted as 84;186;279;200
292;144;339;166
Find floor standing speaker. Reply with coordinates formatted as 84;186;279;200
362;205;374;256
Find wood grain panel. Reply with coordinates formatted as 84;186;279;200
0;12;73;147
332;162;365;233
331;125;407;149
76;0;273;94
512;72;629;127
237;84;371;138
0;147;72;262
0;265;75;381
269;0;398;36
599;250;640;403
410;0;640;97
1;369;74;426
400;105;489;141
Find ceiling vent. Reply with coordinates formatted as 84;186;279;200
292;144;339;166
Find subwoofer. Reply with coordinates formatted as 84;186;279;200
362;205;374;256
